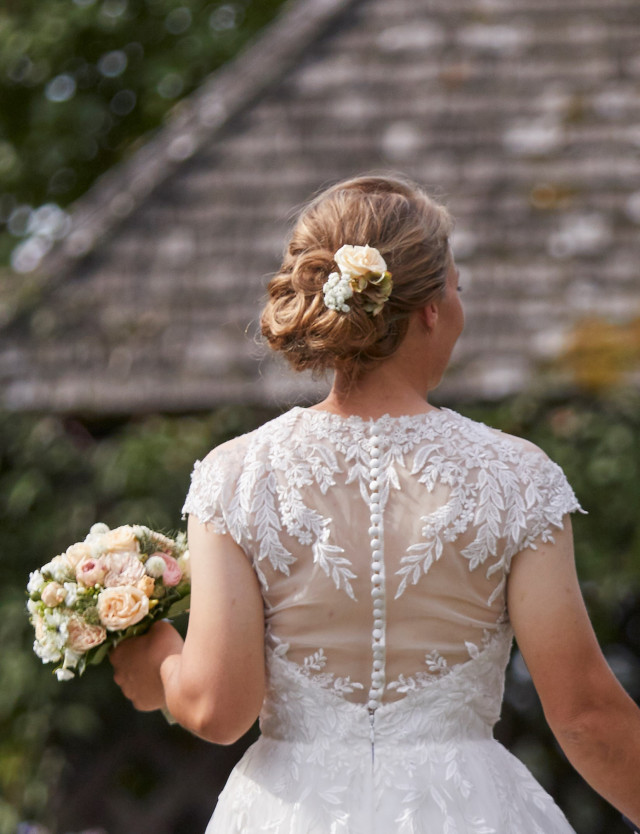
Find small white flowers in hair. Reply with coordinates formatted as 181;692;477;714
322;244;393;316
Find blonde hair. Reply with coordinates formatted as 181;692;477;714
260;175;453;380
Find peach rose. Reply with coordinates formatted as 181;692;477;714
65;542;95;567
76;557;108;588
67;617;107;652
334;244;387;280
41;582;66;607
104;551;145;587
137;575;156;597
103;525;139;553
97;586;149;631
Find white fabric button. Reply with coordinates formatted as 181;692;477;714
368;526;380;537
371;587;384;598
372;628;382;640
370;425;382;436
370;467;380;478
368;699;379;710
371;549;382;560
370;513;382;525
371;573;383;585
374;618;383;629
373;659;383;671
370;502;381;513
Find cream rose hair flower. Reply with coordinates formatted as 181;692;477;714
323;244;392;316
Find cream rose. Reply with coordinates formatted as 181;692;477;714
41;582;67;607
103;525;139;553
334;244;387;279
103;551;146;587
67;617;107;652
97;586;149;631
65;542;95;567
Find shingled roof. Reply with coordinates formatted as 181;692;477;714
1;0;639;414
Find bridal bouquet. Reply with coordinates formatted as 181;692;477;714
27;523;190;680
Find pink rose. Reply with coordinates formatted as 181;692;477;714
41;582;66;607
97;586;149;631
67;617;107;652
103;551;145;587
76;557;108;588
154;552;183;587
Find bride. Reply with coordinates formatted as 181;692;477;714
111;175;640;832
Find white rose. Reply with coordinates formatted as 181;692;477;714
334;244;387;279
97;586;149;631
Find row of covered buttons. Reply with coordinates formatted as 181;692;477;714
368;424;385;712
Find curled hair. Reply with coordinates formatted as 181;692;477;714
260;174;453;380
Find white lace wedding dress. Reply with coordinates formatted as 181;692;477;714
182;407;582;834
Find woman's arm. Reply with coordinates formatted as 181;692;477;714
111;514;265;745
507;517;640;822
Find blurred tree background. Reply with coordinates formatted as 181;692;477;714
0;0;287;271
1;2;639;833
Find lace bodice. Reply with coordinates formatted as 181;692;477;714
183;408;581;713
185;408;582;834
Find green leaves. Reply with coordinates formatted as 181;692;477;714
0;0;288;271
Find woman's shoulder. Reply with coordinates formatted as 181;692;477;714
445;409;555;464
197;409;301;469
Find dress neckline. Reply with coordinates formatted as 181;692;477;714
291;405;455;429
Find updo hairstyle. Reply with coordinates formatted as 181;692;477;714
260;175;453;380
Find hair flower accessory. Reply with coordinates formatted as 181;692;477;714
323;244;393;316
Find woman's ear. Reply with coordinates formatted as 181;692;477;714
417;301;439;332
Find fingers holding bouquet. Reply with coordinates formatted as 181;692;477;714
110;620;184;711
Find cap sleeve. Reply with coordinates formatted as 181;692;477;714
507;449;585;569
182;438;248;544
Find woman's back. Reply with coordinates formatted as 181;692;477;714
183;406;583;832
184;407;581;702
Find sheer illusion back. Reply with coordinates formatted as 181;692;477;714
183;407;582;834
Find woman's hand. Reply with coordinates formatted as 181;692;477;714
110;620;184;712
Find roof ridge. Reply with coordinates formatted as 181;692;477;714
36;0;357;279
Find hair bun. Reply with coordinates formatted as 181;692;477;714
261;175;452;380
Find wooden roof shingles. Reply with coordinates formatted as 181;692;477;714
1;0;639;413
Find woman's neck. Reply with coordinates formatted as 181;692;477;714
312;363;437;420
